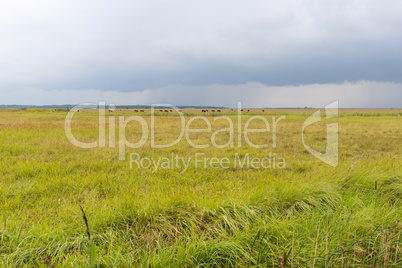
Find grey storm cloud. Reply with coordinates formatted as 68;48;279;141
3;81;402;108
0;0;401;106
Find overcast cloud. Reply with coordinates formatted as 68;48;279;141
0;0;401;107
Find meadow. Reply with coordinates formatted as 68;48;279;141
0;108;401;267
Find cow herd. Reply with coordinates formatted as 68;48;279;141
201;109;222;113
105;109;266;113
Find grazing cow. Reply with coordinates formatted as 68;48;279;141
140;110;145;112
170;110;173;112
231;109;234;112
159;110;163;112
77;109;80;113
109;109;114;112
247;110;250;112
164;110;168;112
262;110;264;112
201;110;206;112
211;110;215;112
134;110;138;112
217;110;221;112
178;110;182;112
241;109;244;112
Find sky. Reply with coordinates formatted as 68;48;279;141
1;0;401;108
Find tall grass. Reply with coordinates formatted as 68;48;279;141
0;109;401;267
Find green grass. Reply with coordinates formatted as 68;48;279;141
0;109;401;267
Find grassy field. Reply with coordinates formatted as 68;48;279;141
0;108;401;267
